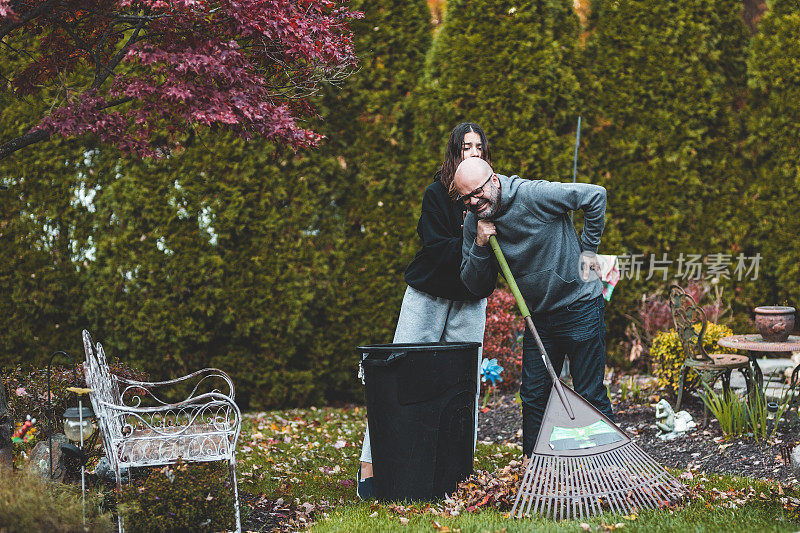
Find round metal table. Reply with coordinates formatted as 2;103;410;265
718;334;800;353
717;334;800;393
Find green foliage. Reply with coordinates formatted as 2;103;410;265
650;323;734;396
0;469;112;532
741;0;800;306
702;384;792;443
619;375;644;403
582;0;751;366
2;363;146;437
701;383;750;439
4;0;800;411
0;0;432;410
120;460;234;532
417;0;581;178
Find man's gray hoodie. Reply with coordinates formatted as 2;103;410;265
460;174;606;314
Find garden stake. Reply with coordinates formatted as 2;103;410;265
489;236;686;520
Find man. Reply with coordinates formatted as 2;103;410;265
453;157;613;459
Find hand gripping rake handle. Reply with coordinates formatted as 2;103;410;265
489;235;575;420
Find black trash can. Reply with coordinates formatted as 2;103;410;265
359;342;480;501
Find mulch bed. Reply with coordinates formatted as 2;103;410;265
477;392;800;484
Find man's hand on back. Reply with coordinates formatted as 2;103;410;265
476;220;497;246
579;251;602;281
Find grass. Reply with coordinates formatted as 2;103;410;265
0;467;113;532
314;499;797;533
239;405;800;532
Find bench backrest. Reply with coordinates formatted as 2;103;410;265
667;285;713;363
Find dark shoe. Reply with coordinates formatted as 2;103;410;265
356;466;374;500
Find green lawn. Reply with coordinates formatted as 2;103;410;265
238;405;800;532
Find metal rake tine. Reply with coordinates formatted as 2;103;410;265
584;456;604;517
556;458;565;520
596;452;628;514
608;449;647;513
525;455;544;518
608;448;648;511
626;447;673;507
609;450;644;512
564;457;573;520
514;456;538;518
583;455;605;516
538;457;555;517
573;457;586;520
550;458;563;519
576;457;595;518
512;457;535;517
540;458;553;518
529;455;547;518
568;457;579;520
520;454;540;518
629;445;682;505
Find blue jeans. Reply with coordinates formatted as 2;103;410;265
521;295;614;456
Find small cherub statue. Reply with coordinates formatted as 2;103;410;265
654;399;675;434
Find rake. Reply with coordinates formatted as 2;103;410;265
489;236;686;520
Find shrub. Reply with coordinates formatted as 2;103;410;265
0;469;113;532
624;281;730;367
416;0;581;179
120;459;235;532
482;289;524;393
742;0;800;307
2;362;147;438
650;322;734;397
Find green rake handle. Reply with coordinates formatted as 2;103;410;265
489;235;575;420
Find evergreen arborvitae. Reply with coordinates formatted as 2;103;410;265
80;0;433;409
416;0;582;178
295;0;433;403
0;41;92;369
581;0;750;362
743;0;800;305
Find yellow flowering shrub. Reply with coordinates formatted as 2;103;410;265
651;323;735;397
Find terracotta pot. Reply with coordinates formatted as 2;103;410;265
754;306;795;342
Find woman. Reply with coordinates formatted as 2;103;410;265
357;122;495;499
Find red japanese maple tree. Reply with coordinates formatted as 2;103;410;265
0;0;361;159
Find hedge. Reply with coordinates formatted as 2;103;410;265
2;1;800;406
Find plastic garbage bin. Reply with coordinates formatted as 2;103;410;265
359;342;480;501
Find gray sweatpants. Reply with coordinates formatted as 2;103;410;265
360;285;487;464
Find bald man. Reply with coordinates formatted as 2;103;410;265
453;157;613;459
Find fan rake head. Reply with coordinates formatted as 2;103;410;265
511;385;687;520
512;441;686;520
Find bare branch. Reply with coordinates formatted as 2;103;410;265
0;0;59;42
92;18;148;89
0;96;132;161
0;128;49;160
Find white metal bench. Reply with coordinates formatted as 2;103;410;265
82;330;242;532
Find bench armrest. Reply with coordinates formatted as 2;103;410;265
116;368;235;405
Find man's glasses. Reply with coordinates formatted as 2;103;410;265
455;174;493;205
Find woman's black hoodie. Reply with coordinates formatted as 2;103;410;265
404;176;494;301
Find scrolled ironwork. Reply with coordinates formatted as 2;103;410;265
80;329;242;532
668;285;713;363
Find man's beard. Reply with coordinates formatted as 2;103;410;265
472;183;500;219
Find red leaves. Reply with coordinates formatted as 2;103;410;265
0;0;20;21
482;289;523;392
2;0;362;158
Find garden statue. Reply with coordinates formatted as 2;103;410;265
654;399;696;441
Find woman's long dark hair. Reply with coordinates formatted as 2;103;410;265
437;122;492;198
